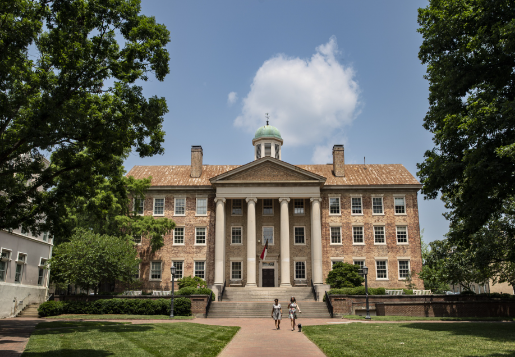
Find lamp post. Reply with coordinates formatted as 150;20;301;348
362;266;371;320
170;265;176;318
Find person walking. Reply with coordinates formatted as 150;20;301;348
271;298;282;330
288;296;301;331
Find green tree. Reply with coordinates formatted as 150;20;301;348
326;262;364;289
49;228;140;294
416;1;515;270
0;0;170;236
419;240;450;293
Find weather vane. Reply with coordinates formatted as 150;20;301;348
265;113;269;126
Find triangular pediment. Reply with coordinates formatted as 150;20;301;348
210;157;326;183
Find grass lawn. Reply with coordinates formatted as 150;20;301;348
342;315;515;321
43;314;195;320
23;321;239;357
303;322;515;357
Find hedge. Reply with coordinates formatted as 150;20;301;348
327;287;386;295
38;298;191;317
177;287;215;301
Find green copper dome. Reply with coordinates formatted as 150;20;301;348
254;125;282;140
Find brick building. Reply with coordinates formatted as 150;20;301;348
127;124;423;294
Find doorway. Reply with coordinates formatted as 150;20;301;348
262;269;275;287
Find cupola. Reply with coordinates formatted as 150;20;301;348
252;121;283;160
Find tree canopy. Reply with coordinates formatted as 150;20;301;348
0;0;170;236
49;228;140;294
416;0;515;277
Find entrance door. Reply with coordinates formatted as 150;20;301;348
262;269;275;287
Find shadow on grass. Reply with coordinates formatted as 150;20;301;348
404;322;515;343
23;349;114;356
31;322;154;336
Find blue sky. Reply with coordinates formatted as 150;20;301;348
124;0;448;244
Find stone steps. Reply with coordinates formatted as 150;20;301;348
222;287;314;302
207;301;330;318
17;304;40;318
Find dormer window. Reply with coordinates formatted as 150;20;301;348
265;143;271;156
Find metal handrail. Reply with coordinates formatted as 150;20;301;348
205;293;212;318
325;291;334;318
219;280;226;301
311;280;317;301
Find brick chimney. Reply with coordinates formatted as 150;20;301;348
333;145;345;177
191;146;203;178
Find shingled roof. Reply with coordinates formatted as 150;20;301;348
126;163;420;187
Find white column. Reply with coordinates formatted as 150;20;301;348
246;198;258;287
310;198;323;284
279;197;291;287
214;198;226;285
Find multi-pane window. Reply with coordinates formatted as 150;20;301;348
154;198;164;215
294;199;304;215
396;226;408;243
151;261;162;280
38;268;45;286
174;198;186;215
232;227;242;244
374;226;385;244
353;226;364;244
17;253;26;263
354;260;365;275
134;264;140;280
263;199;273;215
133;235;142;244
265;143;271;156
232;199;242;215
0;261;6;282
231;262;242;280
194;261;205;279
195;227;206;245
351;197;362;214
395;197;406;214
1;250;11;260
174;227;184;244
376;260;388;279
196;198;207;215
275;144;280;159
372;197;383;214
294;227;305;244
295;262;306;280
14;264;23;283
263;227;274;245
329;197;340;214
398;260;410;279
43;232;49;242
134;198;144;215
172;261;183;279
330;227;341;244
256;144;261;159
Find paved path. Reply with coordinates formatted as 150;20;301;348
0;318;40;357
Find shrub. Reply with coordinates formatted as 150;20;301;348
325;262;364;289
38;298;192;317
327;287;386;296
177;286;215;301
177;276;206;289
461;290;476;295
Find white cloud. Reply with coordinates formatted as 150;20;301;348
227;91;238;106
234;36;360;163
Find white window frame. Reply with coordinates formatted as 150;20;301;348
172;261;184;280
372;196;384;215
174;197;186;216
231;261;243;280
398;260;410;280
331;258;344;268
396;226;408;245
262;199;273;216
0;260;7;282
153;197;165;216
133;234;142;245
351;195;363;215
394;195;407;215
375;259;388;280
231;199;243;216
231;226;243;245
173;227;185;245
262;226;274;245
38;257;47;267
195;227;207;246
196;197;208;216
330;226;342;245
329;196;341;215
194;261;206;279
16;252;27;264
352;226;364;245
295;261;306;280
133;198;144;215
373;226;386;245
294;199;305;215
0;248;12;261
38;267;46;286
150;261;162;281
293;226;306;245
14;262;23;283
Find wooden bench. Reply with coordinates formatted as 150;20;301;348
385;290;404;295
